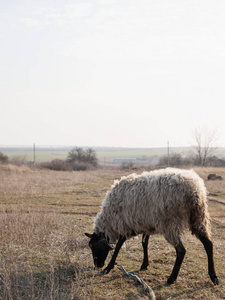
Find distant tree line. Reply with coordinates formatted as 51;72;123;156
158;127;222;167
0;147;99;171
0;128;222;169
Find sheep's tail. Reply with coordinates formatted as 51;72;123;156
189;193;211;239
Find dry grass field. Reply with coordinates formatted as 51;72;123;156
0;165;224;299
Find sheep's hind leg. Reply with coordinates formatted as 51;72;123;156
101;235;126;275
140;234;149;270
198;233;219;285
167;241;186;285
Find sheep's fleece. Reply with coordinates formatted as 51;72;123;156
94;168;210;246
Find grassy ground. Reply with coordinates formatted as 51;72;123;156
0;165;224;299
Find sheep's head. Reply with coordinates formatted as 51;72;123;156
85;232;113;268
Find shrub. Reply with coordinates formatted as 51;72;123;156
158;152;193;167
9;155;27;166
120;161;134;170
70;161;96;171
0;152;9;164
67;147;98;171
39;159;72;171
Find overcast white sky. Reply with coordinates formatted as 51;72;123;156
1;0;225;147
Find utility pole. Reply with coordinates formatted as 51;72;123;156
33;143;36;165
167;141;170;167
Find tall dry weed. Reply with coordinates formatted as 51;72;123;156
0;210;93;299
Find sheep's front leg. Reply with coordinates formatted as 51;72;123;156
102;235;126;274
167;241;186;285
140;234;149;270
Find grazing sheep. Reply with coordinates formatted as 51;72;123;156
85;168;219;285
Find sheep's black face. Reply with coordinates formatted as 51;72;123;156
85;232;112;268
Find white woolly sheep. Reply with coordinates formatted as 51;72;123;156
85;168;219;285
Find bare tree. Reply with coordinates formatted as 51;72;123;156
191;127;218;166
67;147;98;170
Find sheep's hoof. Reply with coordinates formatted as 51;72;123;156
140;265;148;271
167;276;175;285
211;275;219;285
101;267;111;275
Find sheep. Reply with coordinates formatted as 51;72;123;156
85;168;219;285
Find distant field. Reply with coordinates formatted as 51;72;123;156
1;149;68;162
0;165;224;299
0;146;189;164
2;146;225;168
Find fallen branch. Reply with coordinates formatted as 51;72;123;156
117;265;156;300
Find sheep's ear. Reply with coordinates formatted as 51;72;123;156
85;232;93;238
